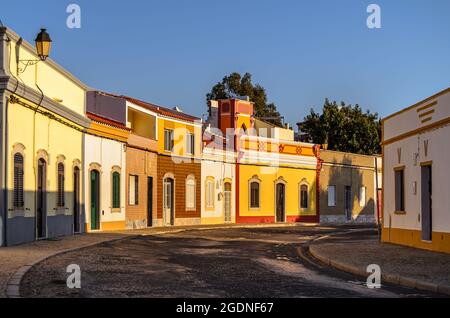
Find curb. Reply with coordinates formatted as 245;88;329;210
5;222;311;298
308;241;450;297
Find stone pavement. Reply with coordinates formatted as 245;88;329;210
309;231;450;296
1;222;316;298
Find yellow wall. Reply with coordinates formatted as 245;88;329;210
238;164;317;217
157;117;201;158
382;227;450;254
7;95;83;219
7;35;86;116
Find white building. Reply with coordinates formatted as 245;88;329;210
83;113;129;231
201;132;236;225
382;87;450;253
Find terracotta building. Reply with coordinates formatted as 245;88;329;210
123;97;202;227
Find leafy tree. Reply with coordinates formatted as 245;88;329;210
299;99;381;155
207;72;282;126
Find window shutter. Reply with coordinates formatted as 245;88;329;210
135;175;139;205
14;154;24;208
57;163;65;207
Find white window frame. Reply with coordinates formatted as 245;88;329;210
205;178;215;209
164;129;174;152
328;185;336;207
359;186;367;207
186;132;195;155
185;175;196;210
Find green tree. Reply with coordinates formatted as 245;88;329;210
207;72;282;126
299;99;381;155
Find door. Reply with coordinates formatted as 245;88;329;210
276;183;285;223
345;186;352;221
163;178;174;226
421;165;432;241
90;170;100;230
147;177;153;227
224;182;232;223
36;159;47;239
73;167;81;233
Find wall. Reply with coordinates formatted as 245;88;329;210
156;154;201;226
7;95;83;245
84;133;126;231
125;145;157;229
319;150;378;224
382;88;450;253
201;149;236;224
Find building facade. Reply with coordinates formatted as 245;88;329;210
84;112;129;232
207;98;321;224
0;27;91;246
382;87;450;254
319;150;381;224
125;97;202;227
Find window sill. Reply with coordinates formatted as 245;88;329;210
186;207;196;212
111;208;122;213
55;207;67;215
394;211;406;215
249;207;261;211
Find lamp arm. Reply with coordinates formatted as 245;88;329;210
17;59;41;75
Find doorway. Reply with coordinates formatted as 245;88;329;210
90;170;100;230
224;182;232;223
276;183;286;223
147;177;153;227
421;164;432;241
36;158;47;239
73;167;81;233
345;186;352;221
163;178;174;226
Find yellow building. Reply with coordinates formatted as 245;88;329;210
206;98;320;224
0;27;90;246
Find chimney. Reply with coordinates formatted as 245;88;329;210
208;100;219;128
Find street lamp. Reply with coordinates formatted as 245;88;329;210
17;28;52;74
35;28;52;61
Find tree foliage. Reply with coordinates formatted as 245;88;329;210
206;72;282;126
299;99;381;155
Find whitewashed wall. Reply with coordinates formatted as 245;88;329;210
84;134;126;226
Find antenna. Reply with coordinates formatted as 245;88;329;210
0;19;4;27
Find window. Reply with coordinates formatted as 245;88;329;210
164;129;174;152
112;172;121;209
250;182;260;208
129;175;139;205
186;132;195;155
395;169;405;212
57;163;65;207
359;186;367;207
186;176;196;210
205;179;215;209
13;153;24;209
328;185;336;207
300;184;308;209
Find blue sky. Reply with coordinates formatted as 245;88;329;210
1;0;449;126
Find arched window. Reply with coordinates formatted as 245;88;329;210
186;175;196;210
300;184;308;209
13;153;24;209
205;178;215;209
57;162;65;207
112;171;121;209
250;181;260;209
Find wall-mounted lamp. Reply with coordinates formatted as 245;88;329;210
17;28;52;74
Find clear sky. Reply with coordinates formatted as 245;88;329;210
1;0;449;126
